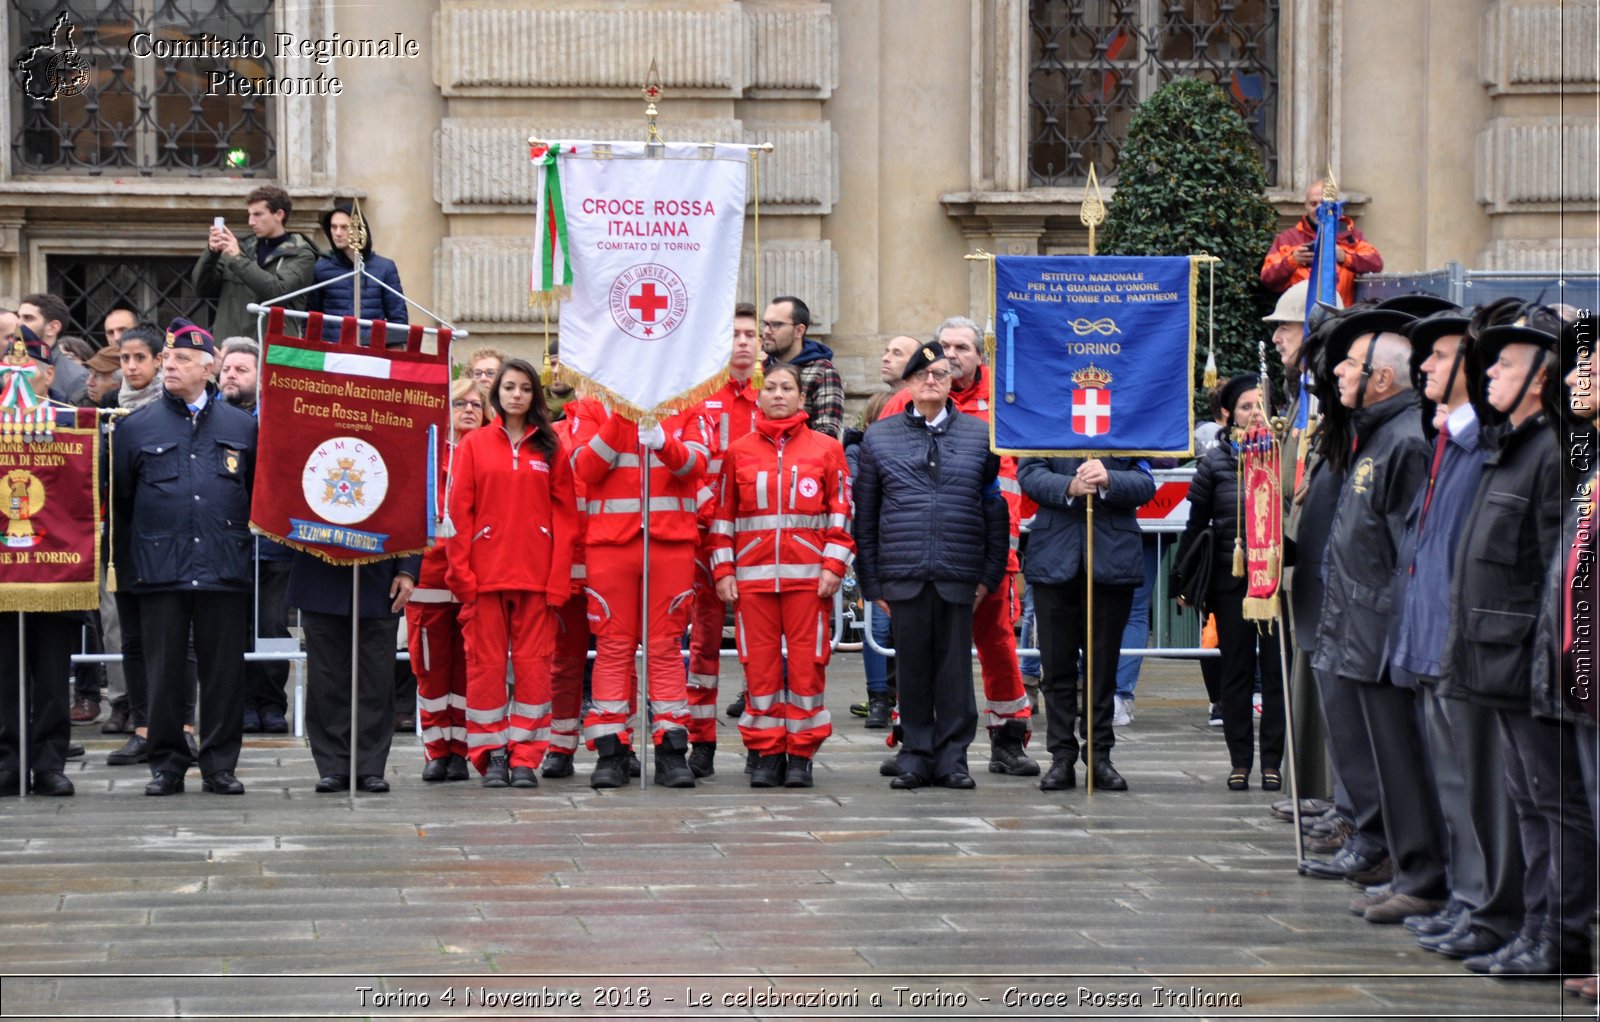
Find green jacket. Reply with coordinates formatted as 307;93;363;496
191;231;317;339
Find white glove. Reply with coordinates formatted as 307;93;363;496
638;422;667;450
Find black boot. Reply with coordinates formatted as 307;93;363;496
445;754;470;781
421;757;448;782
783;755;814;788
588;735;630;789
653;730;696;788
687;742;716;778
864;692;892;730
481;749;510;788
749;752;786;788
988;719;1040;776
540;751;574;779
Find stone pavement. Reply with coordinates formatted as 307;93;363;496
0;659;1588;1020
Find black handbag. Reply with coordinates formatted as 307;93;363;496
1171;529;1214;611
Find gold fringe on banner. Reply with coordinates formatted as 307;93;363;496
528;284;572;308
245;525;431;567
553;364;730;424
0;583;99;614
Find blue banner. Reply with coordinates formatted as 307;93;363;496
288;518;391;555
992;255;1196;456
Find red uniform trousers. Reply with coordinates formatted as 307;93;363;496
975;574;1031;736
686;552;727;744
734;591;833;759
549;594;589;756
405;600;468;763
583;537;694;749
463;590;555;772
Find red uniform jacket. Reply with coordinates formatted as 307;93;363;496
415;437;460;601
692;375;760;528
709;414;854;591
1259;215;1383;307
569;402;709;546
445;418;577;601
880;368;1026;568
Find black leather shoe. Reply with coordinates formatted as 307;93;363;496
784;755;814;788
940;771;977;789
315;774;349;793
0;770;19;795
889;772;925;790
241;707;261;733
357;775;390;794
879;754;900;777
102;703;132;735
725;691;745;718
445;754;470;781
481;750;510;788
30;770;74;796
988;720;1040;776
1300;847;1382;880
67;742;84;759
1406;902;1464;936
421;758;448;782
1426;924;1509;959
106;734;149;766
540;752;574;779
1464;934;1531;974
201;770;244;795
260;708;289;734
510;766;538;788
1489;936;1593;977
749;753;785;788
1039;759;1076;791
1090;759;1128;791
144;771;185;796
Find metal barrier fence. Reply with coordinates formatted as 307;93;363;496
1356;262;1598;311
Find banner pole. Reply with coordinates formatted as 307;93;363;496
349;564;360;801
1276;603;1305;866
16;613;26;798
1084;495;1095;795
639;431;651;791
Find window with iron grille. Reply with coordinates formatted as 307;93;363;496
12;0;276;176
1029;0;1279;186
49;254;216;340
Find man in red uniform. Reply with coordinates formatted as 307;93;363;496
878;317;1038;776
684;303;763;777
543;391;601;779
570;401;709;788
1259;179;1383;307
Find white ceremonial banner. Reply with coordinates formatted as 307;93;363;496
533;141;749;418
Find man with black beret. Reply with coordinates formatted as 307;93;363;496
854;340;1009;789
113;318;258;796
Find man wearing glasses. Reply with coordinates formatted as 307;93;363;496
464;347;506;390
853;341;1009;790
760;296;844;440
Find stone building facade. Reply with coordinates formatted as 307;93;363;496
1;0;1593;397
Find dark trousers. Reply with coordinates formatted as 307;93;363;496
116;592;196;730
1499;710;1596;947
1357;682;1448;899
142;590;247;777
1289;645;1332;797
302;611;398;779
1211;587;1283;772
889;584;977;781
1423;684;1523;937
246;559;291;713
1312;665;1387;860
73;614;105;701
0;612;75;776
1033;576;1133;764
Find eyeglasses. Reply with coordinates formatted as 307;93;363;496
469;368;497;380
452;399;484;409
760;320;792;332
911;369;952;383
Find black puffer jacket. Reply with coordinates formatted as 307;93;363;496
1312;391;1429;683
853;402;1007;601
111;384;257;593
1173;440;1245;598
1439;414;1562;709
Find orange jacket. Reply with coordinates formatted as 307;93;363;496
445;418;577;601
880;368;1026;568
709;414;854;592
570;402;709;546
1259;216;1383;307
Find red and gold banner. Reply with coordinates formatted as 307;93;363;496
250;308;451;565
0;407;100;612
1239;425;1283;621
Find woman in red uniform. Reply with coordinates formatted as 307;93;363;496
406;377;487;782
710;363;854;787
445;359;577;788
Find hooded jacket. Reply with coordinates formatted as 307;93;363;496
769;338;844;441
1259;215;1383;307
1311;390;1429;683
306;204;408;338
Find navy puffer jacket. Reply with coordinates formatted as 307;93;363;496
852;402;1008;601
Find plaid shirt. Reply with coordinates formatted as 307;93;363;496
796;359;844;441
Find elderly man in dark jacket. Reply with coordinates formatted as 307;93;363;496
854;340;1008;790
1443;307;1595;979
1018;454;1153;792
1305;309;1431;892
112;320;257;796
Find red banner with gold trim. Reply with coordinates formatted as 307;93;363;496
0;406;100;612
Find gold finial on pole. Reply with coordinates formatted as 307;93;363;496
346;196;369;254
1323;165;1338;203
643;59;664;148
1080;164;1107;256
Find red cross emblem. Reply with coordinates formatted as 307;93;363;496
609;264;689;341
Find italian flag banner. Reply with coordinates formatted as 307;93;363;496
251;308;451;564
531;141;748;419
